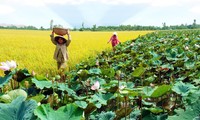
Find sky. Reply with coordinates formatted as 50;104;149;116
0;0;200;29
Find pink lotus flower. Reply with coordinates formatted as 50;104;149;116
91;81;100;90
0;65;10;71
0;60;17;71
96;60;99;66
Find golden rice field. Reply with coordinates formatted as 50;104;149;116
0;29;152;76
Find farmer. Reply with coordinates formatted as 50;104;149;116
107;32;120;51
50;29;71;70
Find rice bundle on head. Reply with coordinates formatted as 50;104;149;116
53;28;68;36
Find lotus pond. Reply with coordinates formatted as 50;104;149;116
0;30;200;120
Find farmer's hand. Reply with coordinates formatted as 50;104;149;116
50;30;54;37
51;30;54;35
66;29;70;35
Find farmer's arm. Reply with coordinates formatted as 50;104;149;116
66;30;71;47
118;39;121;43
50;31;57;45
107;36;112;43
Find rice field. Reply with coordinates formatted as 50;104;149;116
0;29;152;76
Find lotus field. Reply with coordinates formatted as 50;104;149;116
0;29;200;120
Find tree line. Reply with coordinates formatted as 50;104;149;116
0;20;199;31
76;24;200;31
0;25;38;30
75;19;199;31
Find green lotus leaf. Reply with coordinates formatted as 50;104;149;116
151;85;171;98
191;99;200;115
132;67;145;77
89;76;106;85
32;77;52;89
0;96;37;120
77;69;89;78
185;90;200;105
75;101;88;109
29;94;45;103
87;93;114;108
120;88;138;97
57;83;76;96
193;78;200;85
184;60;195;70
145;76;156;82
15;68;31;82
150;59;162;66
0;89;27;103
172;81;196;96
167;108;198;120
34;103;83;120
19;76;33;88
101;68;115;78
0;72;13;88
115;107;133;120
95;111;115;120
103;80;118;88
143;113;168;120
34;74;49;81
145;107;163;114
143;86;155;97
149;51;159;58
89;68;102;75
161;63;174;70
84;103;96;116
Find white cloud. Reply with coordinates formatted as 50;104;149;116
42;0;93;5
0;0;72;28
190;6;200;14
100;0;146;5
1;0;200;28
77;3;110;26
21;0;45;7
41;0;199;7
2;0;45;7
148;0;180;7
2;0;199;7
0;5;15;15
121;8;162;26
41;0;150;5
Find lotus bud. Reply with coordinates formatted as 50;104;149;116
55;75;61;81
96;60;99;66
116;70;121;76
46;73;49;78
31;71;36;76
24;81;29;89
195;44;200;48
85;79;91;86
3;85;9;93
37;102;41;106
119;85;126;90
184;46;189;50
130;42;135;46
185;38;189;40
13;74;18;80
150;83;155;87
